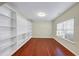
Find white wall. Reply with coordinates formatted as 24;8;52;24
52;3;79;55
32;21;53;38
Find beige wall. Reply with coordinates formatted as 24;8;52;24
32;21;53;38
52;3;79;55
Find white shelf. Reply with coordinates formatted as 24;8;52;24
0;35;17;41
0;26;16;28
0;42;17;51
0;13;15;20
0;43;17;56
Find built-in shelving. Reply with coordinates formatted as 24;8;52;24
0;4;32;56
0;26;16;28
0;5;17;56
0;13;15;20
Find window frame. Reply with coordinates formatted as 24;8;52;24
56;18;75;43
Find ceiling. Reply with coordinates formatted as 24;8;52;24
7;2;76;21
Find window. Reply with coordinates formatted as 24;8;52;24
56;18;74;42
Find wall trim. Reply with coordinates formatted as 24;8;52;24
32;37;52;39
52;36;77;55
10;36;32;56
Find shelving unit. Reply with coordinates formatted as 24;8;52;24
0;4;32;56
0;5;17;56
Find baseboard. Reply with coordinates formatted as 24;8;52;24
52;36;77;56
10;36;32;56
31;37;52;39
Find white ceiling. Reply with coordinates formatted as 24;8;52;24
7;2;76;21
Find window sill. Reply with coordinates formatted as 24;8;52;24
55;36;75;44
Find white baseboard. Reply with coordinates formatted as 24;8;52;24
52;36;77;56
10;36;32;56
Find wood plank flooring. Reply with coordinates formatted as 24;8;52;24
12;38;75;56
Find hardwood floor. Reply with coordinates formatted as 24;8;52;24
12;38;75;56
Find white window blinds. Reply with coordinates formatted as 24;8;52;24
56;18;74;42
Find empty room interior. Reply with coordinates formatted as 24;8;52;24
0;2;79;56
